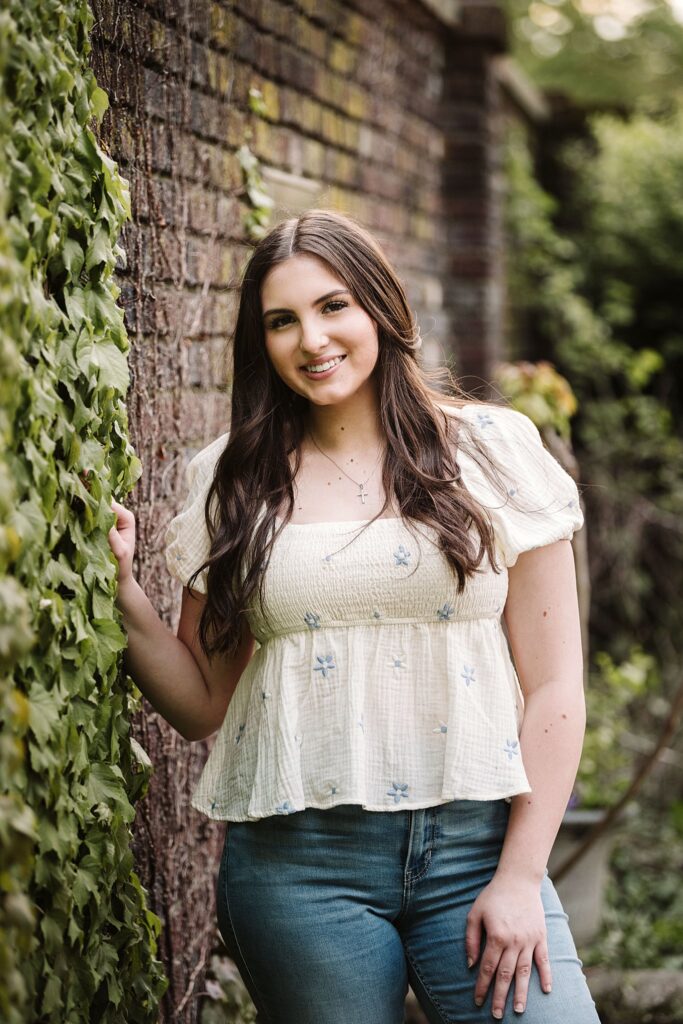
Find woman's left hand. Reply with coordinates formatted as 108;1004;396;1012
465;874;552;1018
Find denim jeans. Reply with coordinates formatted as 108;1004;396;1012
215;798;601;1023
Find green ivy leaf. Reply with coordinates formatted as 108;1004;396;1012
90;86;109;124
27;685;64;745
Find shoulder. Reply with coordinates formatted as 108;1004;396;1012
435;401;536;444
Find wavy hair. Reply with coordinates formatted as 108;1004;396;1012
189;209;515;658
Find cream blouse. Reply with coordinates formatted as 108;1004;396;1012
164;404;585;821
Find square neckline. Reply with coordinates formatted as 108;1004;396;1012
275;516;402;528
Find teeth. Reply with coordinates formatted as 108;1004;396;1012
304;355;344;373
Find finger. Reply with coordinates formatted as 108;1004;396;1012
474;936;503;1007
107;526;123;556
534;939;552;995
511;949;534;1014
465;909;482;968
111;504;135;532
490;949;519;1020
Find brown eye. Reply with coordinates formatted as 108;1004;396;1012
267;314;295;330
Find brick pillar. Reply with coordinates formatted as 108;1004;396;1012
442;2;508;396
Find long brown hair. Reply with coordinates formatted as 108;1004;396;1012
190;209;514;658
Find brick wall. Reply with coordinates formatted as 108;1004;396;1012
89;2;509;1018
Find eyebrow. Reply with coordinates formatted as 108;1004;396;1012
262;289;350;320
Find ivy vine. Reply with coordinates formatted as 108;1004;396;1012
0;1;166;1020
237;86;275;242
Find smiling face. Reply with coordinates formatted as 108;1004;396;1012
261;254;380;408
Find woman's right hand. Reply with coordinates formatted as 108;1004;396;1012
108;499;136;586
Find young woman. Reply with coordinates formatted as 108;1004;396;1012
109;209;601;1023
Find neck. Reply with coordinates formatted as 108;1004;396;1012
304;388;384;454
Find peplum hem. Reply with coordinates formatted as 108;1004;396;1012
189;616;533;822
191;787;531;823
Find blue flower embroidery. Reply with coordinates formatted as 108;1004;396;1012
314;654;336;678
235;723;245;744
372;608;382;619
358;714;365;733
261;689;271;701
433;722;448;734
275;800;295;814
503;739;520;761
461;664;476;687
437;601;454;621
387;781;409;804
210;798;218;812
476;412;495;431
508;486;517;496
304;611;321;630
321;553;336;571
393;544;411;566
330;785;338;795
389;654;406;669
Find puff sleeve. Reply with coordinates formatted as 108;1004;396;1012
457;406;584;569
164;432;230;593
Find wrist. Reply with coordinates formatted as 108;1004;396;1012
493;862;545;888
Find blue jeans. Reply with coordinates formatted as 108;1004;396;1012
215;799;601;1023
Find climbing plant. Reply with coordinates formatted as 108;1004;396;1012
0;23;39;1023
0;1;166;1020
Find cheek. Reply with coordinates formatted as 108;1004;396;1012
264;337;290;373
348;314;379;359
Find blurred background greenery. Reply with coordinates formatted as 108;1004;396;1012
499;0;683;990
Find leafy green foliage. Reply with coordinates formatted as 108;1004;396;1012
504;114;683;973
584;801;683;969
0;15;47;1023
563;108;683;418
502;0;683;111
504;121;683;667
575;648;658;809
237;143;274;241
0;1;167;1019
494;359;578;440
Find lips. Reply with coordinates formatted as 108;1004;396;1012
300;354;347;378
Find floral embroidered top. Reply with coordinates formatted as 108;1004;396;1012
164;404;584;821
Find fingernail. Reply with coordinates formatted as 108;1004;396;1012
544;984;552;994
474;997;483;1007
467;957;474;969
492;1011;503;1020
514;1003;524;1013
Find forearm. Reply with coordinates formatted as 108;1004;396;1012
116;577;212;741
496;680;586;885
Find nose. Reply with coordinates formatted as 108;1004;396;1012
299;317;330;358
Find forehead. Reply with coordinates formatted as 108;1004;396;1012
261;255;347;309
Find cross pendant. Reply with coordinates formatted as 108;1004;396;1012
357;481;367;504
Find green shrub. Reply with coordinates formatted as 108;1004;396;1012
574;647;658;809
